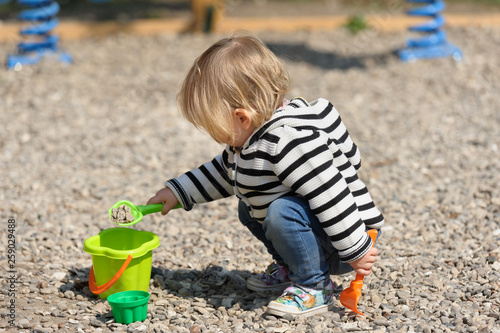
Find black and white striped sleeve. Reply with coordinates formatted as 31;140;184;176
165;153;234;211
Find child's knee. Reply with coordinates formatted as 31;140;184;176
262;211;283;235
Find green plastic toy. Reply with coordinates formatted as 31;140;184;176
109;200;181;226
107;290;150;324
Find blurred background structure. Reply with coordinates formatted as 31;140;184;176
6;0;72;70
398;0;462;62
1;0;499;45
2;0;499;69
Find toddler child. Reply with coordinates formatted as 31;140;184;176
147;33;384;317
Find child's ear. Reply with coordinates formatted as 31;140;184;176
233;108;253;130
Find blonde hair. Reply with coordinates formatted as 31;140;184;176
177;33;290;144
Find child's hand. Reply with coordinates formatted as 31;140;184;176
147;188;179;215
349;246;378;276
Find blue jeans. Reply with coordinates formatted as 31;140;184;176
238;196;354;288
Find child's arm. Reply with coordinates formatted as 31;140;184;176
162;153;235;211
349;246;378;276
147;187;179;215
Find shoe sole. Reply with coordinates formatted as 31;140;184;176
265;300;335;318
246;278;291;293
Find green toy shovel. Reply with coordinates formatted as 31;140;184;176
109;200;181;226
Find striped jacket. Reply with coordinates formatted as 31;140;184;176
166;97;384;262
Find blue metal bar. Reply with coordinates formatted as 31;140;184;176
406;29;447;48
409;15;445;32
399;43;463;62
407;0;445;16
18;1;59;21
7;49;72;69
18;34;58;52
20;17;58;35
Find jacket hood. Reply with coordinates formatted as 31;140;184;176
247;97;330;147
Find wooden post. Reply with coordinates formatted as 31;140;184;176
191;0;226;32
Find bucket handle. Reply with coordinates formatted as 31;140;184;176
88;254;133;295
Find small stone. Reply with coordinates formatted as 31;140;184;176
221;297;234;308
492;262;500;271
190;325;202;333
273;328;289;333
195;306;210;315
94;302;108;314
64;290;75;299
153;313;167;320
135;324;147;331
422;325;432;333
373;318;390;327
397;291;411;299
18;318;32;328
154;275;166;289
90;318;103;327
51;272;67;281
404;310;417;319
370;294;381;304
40;287;54;295
57;301;68;311
341;322;359;331
37;281;49;289
165;279;183;291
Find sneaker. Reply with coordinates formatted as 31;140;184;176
266;280;335;317
246;262;291;292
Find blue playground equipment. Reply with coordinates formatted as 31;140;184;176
398;0;463;62
7;0;72;70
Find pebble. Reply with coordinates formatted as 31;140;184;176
373;318;390;327
64;290;75;299
57;301;68;311
221;297;235;308
90;318;104;327
18;318;31;329
94;302;109;314
1;23;499;333
52;272;68;281
189;325;202;333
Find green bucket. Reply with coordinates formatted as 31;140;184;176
107;290;150;324
83;228;160;300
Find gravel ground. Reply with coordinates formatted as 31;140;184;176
1;25;500;333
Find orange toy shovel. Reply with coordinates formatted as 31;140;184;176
339;229;378;315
